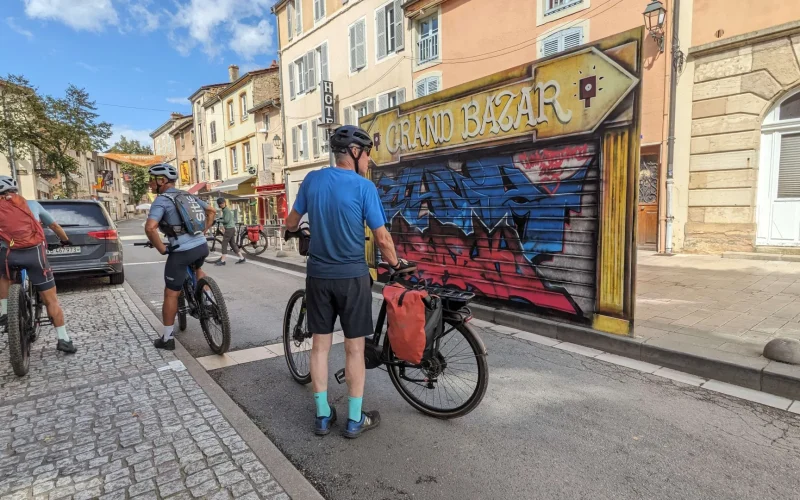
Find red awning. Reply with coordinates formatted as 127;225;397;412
255;183;286;194
187;182;207;194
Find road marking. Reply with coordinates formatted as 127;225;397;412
120;235;147;241
196;332;344;370
124;261;166;266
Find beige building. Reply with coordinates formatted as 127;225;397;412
169;116;196;189
188;83;228;190
671;1;800;253
95;154;131;221
249;98;286;223
150;113;183;168
272;0;414;206
0;151;53;200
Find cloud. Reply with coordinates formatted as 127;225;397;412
125;0;159;32
24;0;118;32
167;80;180;85
166;97;189;105
77;61;99;72
6;17;34;40
109;126;153;148
134;67;143;73
228;19;274;61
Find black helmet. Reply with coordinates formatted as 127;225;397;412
216;197;226;206
329;125;373;152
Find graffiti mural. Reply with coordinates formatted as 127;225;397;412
362;28;644;335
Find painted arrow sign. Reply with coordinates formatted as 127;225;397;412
362;47;639;165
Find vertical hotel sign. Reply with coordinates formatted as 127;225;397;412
361;28;644;336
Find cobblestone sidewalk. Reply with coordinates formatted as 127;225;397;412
0;285;290;500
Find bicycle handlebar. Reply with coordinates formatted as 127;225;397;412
134;241;181;253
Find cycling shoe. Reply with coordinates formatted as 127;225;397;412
56;339;77;354
315;406;337;436
343;410;380;439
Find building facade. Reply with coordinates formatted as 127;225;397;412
273;0;415;206
169;116;196;189
150;113;183;169
249;98;287;224
188;83;228;190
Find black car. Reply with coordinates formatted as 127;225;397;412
38;200;124;285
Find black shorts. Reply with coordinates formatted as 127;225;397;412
0;245;56;292
306;275;373;339
164;244;209;291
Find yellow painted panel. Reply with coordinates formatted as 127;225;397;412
598;129;629;314
593;314;631;335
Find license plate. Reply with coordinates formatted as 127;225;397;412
47;246;81;256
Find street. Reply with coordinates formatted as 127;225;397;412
116;218;800;500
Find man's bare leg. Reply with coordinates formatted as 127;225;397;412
39;287;76;353
311;333;333;418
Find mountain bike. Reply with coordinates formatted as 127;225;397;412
282;262;489;419
6;263;51;376
207;220;269;256
135;241;231;353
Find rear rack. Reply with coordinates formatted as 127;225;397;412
427;286;475;310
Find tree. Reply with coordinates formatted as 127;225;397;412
109;136;152;205
0;75;48;170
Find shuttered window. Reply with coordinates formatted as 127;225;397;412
541;26;583;57
287;2;294;40
778;133;800;198
314;0;325;22
416;76;440;98
349;19;366;72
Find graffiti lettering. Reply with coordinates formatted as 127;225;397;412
400;119;412;150
480;94;501;135
414;115;426;147
441;109;454;142
426;111;439;145
514;86;537;129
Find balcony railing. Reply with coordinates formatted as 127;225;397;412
418;34;439;64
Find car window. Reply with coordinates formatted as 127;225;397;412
38;203;109;227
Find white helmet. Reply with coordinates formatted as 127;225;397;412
148;163;178;181
0;176;18;194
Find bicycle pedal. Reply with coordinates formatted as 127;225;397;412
334;368;346;384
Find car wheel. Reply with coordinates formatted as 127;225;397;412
110;271;125;285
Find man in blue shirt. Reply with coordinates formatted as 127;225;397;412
286;125;409;439
145;164;215;350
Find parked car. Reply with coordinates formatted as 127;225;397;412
38;200;124;285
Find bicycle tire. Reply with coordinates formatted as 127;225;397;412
207;236;223;253
241;230;269;257
387;320;488;419
177;293;187;332
7;284;30;377
283;289;312;385
196;277;231;354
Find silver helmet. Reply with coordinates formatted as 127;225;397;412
148;163;178;181
0;175;18;194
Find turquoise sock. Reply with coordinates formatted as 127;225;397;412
55;326;70;342
314;391;331;418
348;396;363;422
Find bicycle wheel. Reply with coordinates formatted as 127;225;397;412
7;284;30;377
242;231;269;256
207;236;223;253
177;293;187;332
195;277;231;354
387;320;488;419
283;289;312;385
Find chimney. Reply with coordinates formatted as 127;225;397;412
228;64;240;82
170;112;182;121
271;60;278;68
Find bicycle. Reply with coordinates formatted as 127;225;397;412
5;258;53;376
135;241;231;353
282;260;489;419
206;220;269;257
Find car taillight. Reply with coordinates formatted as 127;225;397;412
88;230;118;240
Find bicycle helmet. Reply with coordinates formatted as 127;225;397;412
329;125;373;152
0;175;18;194
148;163;178;181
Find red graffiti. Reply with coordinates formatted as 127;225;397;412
513;144;596;194
388;216;578;315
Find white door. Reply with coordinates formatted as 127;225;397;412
756;90;800;246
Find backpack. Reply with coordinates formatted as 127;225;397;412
382;283;443;365
158;191;207;237
0;196;46;249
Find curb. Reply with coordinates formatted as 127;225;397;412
123;282;325;500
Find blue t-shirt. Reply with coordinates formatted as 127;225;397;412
147;188;209;252
27;200;55;226
292;167;387;279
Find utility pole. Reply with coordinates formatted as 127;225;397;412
664;0;683;254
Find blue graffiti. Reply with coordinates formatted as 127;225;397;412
376;153;592;263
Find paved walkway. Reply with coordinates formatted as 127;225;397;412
0;284;293;500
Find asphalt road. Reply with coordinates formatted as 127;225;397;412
118;217;800;500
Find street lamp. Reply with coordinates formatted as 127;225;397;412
272;134;282;150
643;0;667;52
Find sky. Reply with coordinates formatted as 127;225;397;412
0;0;279;149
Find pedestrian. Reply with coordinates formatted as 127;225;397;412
216;198;246;266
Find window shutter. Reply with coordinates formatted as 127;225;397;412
563;27;583;50
301;124;309;160
292;126;298;161
262;143;273;168
295;0;302;35
312;120;320;158
306;51;316;90
366;99;376;116
376;7;387;60
356;20;366;69
397;88;406;104
416;79;427;98
289;64;296;99
427;77;439;95
344;106;352;125
378;93;389;111
349;25;357;72
320;43;329;81
394;0;404;51
778;133;800;198
542;35;560;57
287;2;293;40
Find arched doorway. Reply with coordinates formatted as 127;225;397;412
756;89;800;247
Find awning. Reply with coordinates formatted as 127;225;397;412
209;175;255;193
187;182;207;194
255;183;286;194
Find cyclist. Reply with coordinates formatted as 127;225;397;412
285;125;411;439
0;176;76;353
145;164;215;350
214;198;246;266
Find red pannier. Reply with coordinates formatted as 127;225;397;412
382;283;443;365
246;225;262;243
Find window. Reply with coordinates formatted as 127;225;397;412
349;19;367;72
213;159;221;180
778;133;800;199
287;1;294;40
295;0;302;36
230;146;239;173
541;27;583;57
545;0;583;16
200;160;206;181
227;100;235;125
210;122;217;143
181;131;185;150
779;92;800;121
292;123;309;162
316;42;329;82
312;119;329;159
417;13;439;64
191;130;195;145
243;141;252;166
291;46;326;100
378;89;406;111
314;0;325;22
376;1;404;61
200;124;204;147
415;75;440;98
344;99;375;125
240;93;248;121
